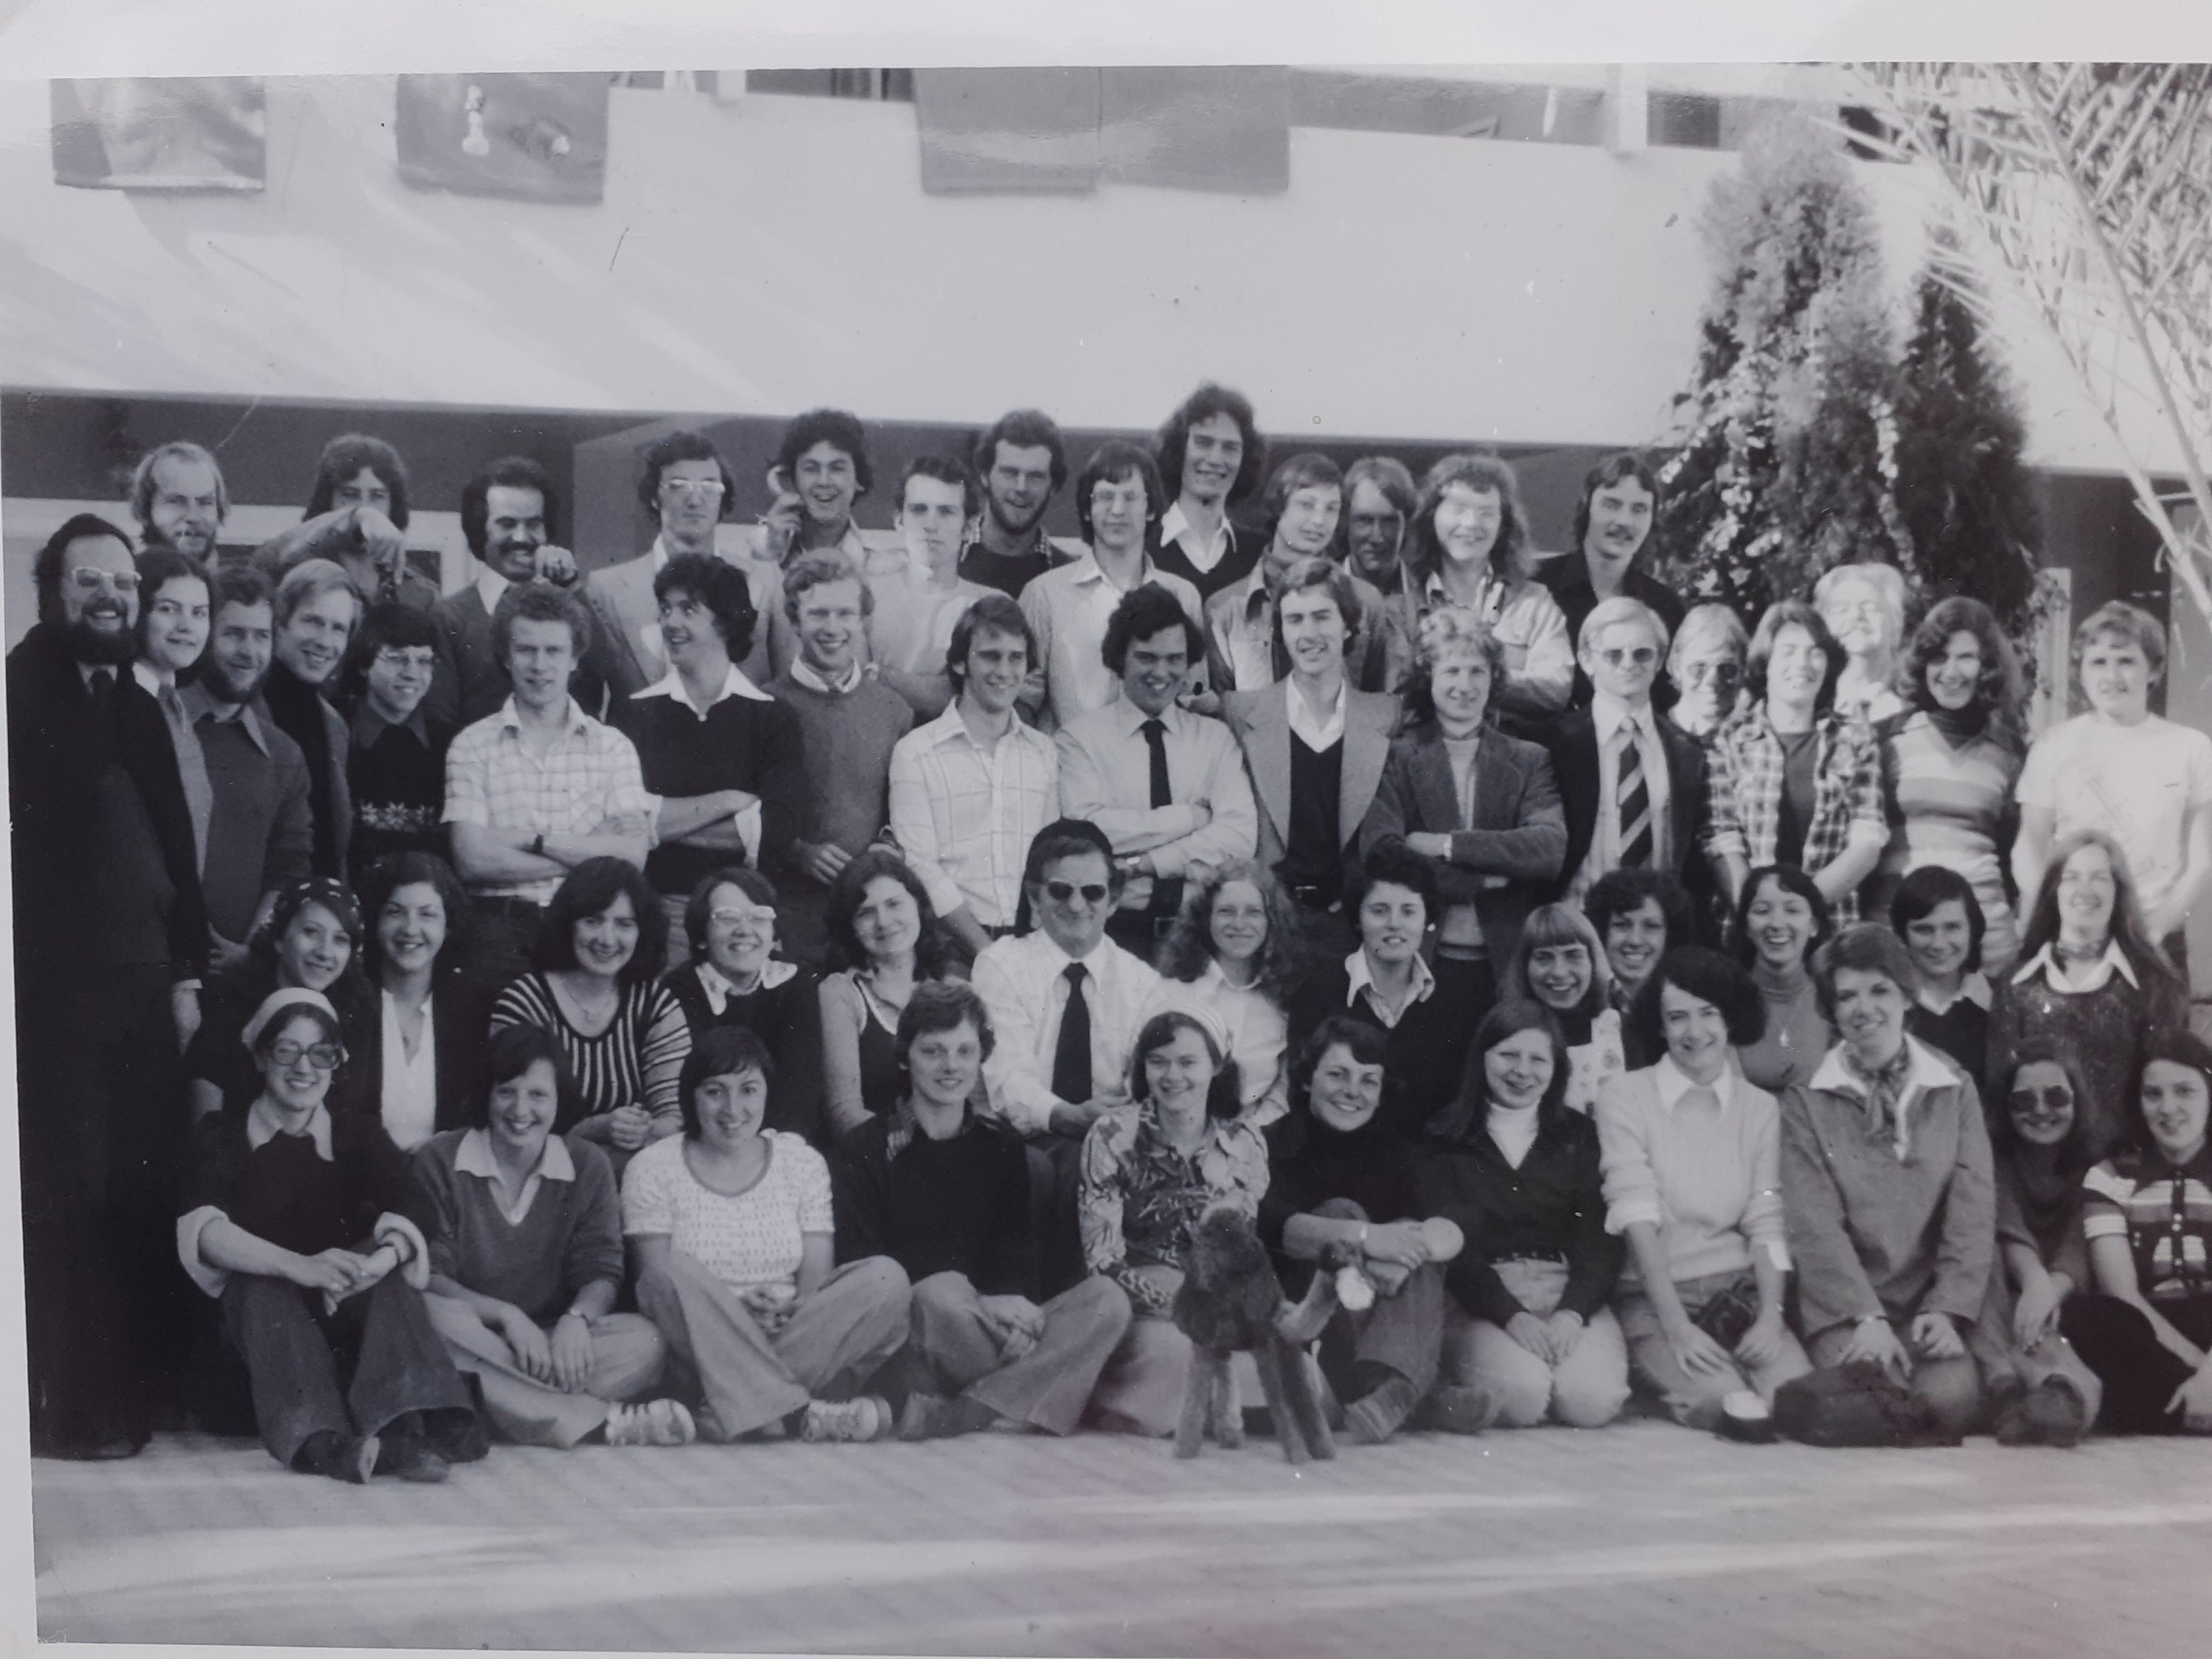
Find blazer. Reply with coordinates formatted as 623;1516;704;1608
1543;704;1714;905
1357;722;1566;972
333;970;489;1138
1222;682;1399;882
582;549;785;709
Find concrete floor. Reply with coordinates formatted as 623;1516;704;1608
30;1419;2212;1656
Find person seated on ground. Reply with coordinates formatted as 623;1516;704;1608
2062;1032;2212;1438
1152;858;1302;1127
832;981;1133;1440
1582;866;1697;1052
489;857;689;1175
1813;562;1909;727
1417;1003;1630;1430
1726;863;1835;1096
819;849;964;1141
338;603;451;886
1506;902;1626;1113
352;852;482;1152
1888;864;1994;1086
1285;845;1464;1139
664;868;826;1146
252;433;438;611
1780;924;1993;1439
1989;830;2189;1164
415;1023;692;1449
1359;605;1568;1023
187;876;375;1121
1666;603;1747;742
1598;948;1810;1430
626;1027;912;1443
1079;1007;1270;1436
177;988;478;1483
1706;599;1885;924
1260;1016;1494;1444
1975;1045;2101;1446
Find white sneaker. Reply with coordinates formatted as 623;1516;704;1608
605;1399;698;1447
800;1397;889;1443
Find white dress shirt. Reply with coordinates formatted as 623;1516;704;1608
973;930;1164;1136
1284;677;1347;752
1343;947;1436;1030
1573;689;1672;897
1054;698;1259;913
379;990;440;1152
1018;551;1206;730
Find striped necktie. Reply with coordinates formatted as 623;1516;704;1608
1614;719;1653;870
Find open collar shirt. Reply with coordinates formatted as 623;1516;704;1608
451;1124;577;1226
1018;550;1203;730
1343;947;1436;1030
2012;940;2139;996
1160;499;1235;577
1705;704;1884;922
888;702;1060;928
1808;1034;1961;1162
441;696;650;903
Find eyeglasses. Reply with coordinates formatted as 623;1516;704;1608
1681;661;1741;686
1596;647;1658;668
709;908;776;930
373;649;436;673
268;1040;344;1071
2009;1085;2073;1114
661;479;727;501
71;568;140;594
1043;880;1110;905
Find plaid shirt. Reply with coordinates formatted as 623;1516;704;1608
443;698;651;903
1705;706;1883;922
886;703;1060;928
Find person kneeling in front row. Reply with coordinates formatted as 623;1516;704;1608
626;1026;911;1441
832;981;1133;1439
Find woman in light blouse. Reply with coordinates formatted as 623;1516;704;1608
1597;947;1809;1430
1153;858;1301;1125
818;848;962;1140
354;852;481;1151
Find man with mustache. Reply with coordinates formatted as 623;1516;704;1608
131;441;229;566
10;515;210;1458
425;456;587;730
1540;453;1686;712
959;409;1072;599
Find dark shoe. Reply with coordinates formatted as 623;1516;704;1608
2021;1377;2090;1449
293;1430;378;1484
1717;1389;1779;1444
374;1419;452;1483
1344;1375;1422;1446
1413;1382;1501;1436
1987;1372;2035;1445
425;1405;491;1464
896;1392;1001;1441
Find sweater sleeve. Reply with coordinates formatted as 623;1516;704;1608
818;975;873;1140
1416;1147;1528;1327
1595;1073;1661;1235
1779;1087;1885;1332
1927;1081;1997;1326
411;1136;465;1284
1740;1088;1790;1270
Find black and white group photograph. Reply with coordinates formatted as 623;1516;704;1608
2;4;2211;1655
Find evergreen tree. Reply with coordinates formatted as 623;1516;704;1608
1653;116;1910;620
1891;232;2042;634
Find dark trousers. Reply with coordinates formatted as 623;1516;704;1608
1306;1200;1445;1402
2060;1293;2212;1436
20;963;184;1451
1027;1134;1090;1301
1105;907;1177;965
1288;905;1359;980
222;1271;473;1467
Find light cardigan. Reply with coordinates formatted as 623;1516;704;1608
1594;1059;1788;1290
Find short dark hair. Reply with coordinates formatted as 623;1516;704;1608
780;552;872;623
211;563;276;619
637;429;738;525
1127;1009;1245;1119
946;592;1035;699
1888;865;1987;973
1155;383;1266;506
34;512;135;624
492;580;594;665
1074;439;1167;544
2136;1028;2212;1153
1568;451;1661;557
678;1026;776;1138
1745;599;1846;714
355;850;471;983
472;1022;583;1133
897;453;981;519
823;848;953;978
1346;841;1439;923
1267;555;1363;668
973;409;1069;494
340;599;438;705
134;546;210;661
1902;594;2025;748
248;878;373;1013
1406;453;1537;586
1624;946;1767;1059
682;866;780;962
894;979;995;1079
1434;1001;1571;1139
461;456;558;560
533;857;667;988
1810;922;1922;1020
306;433;411;531
1257;452;1343;549
1727;863;1834;969
655;552;758;664
1585;868;1695;950
1013;820;1121;936
1274;1013;1394;1160
776;408;872;498
1099;582;1202;678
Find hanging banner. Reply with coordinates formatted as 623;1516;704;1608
1101;67;1290;194
394;74;609;205
51;77;266;192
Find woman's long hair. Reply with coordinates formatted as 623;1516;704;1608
2017;830;2181;992
822;846;956;980
1897;594;2027;752
1427;1001;1571;1143
1155;858;1304;1004
1402;452;1537;590
1989;1041;2097;1181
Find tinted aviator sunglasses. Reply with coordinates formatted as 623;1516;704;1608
1043;880;1110;904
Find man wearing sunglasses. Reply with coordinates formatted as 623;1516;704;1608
1543;597;1714;912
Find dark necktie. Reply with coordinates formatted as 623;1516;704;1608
1615;722;1653;869
1051;961;1093;1107
1139;717;1184;924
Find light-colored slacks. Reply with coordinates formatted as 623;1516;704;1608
1441;1258;1630;1429
425;1293;667;1448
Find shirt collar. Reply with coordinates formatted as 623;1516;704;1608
350;698;432;748
453;1125;576;1183
1110;696;1183;739
1808;1033;1955;1100
2011;941;2138;995
1161;500;1235;565
474;564;512;611
181;678;271;753
1071;549;1159;594
694;956;797;1014
632;662;771;716
1592;689;1657;745
1285;677;1346;749
1918;971;1993;1017
495;695;592;738
1653;1054;1733;1115
1344;947;1436;1011
132;659;168;697
787;656;865;696
246;1096;333;1161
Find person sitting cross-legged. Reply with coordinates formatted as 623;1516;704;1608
832;981;1133;1439
417;1023;695;1449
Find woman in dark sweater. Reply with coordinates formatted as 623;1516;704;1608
1261;1017;1486;1444
1887;864;1994;1088
177;988;476;1483
1416;1001;1628;1428
663;867;827;1146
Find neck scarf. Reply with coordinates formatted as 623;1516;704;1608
1843;1040;1915;1145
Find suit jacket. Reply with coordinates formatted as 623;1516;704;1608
1543;705;1714;905
1222;682;1399;883
332;969;489;1136
1357;722;1566;971
582;549;782;708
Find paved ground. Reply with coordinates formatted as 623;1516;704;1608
29;1416;2212;1658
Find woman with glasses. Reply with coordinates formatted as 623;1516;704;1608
666;868;827;1145
1153;860;1302;1126
339;603;451;887
177;988;478;1483
819;849;963;1141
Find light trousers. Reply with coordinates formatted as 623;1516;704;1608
1442;1258;1630;1429
904;1272;1132;1435
425;1294;667;1448
1613;1267;1812;1430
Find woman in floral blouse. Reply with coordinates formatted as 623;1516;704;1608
1078;1007;1269;1435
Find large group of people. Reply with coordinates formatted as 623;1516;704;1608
15;386;2212;1484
